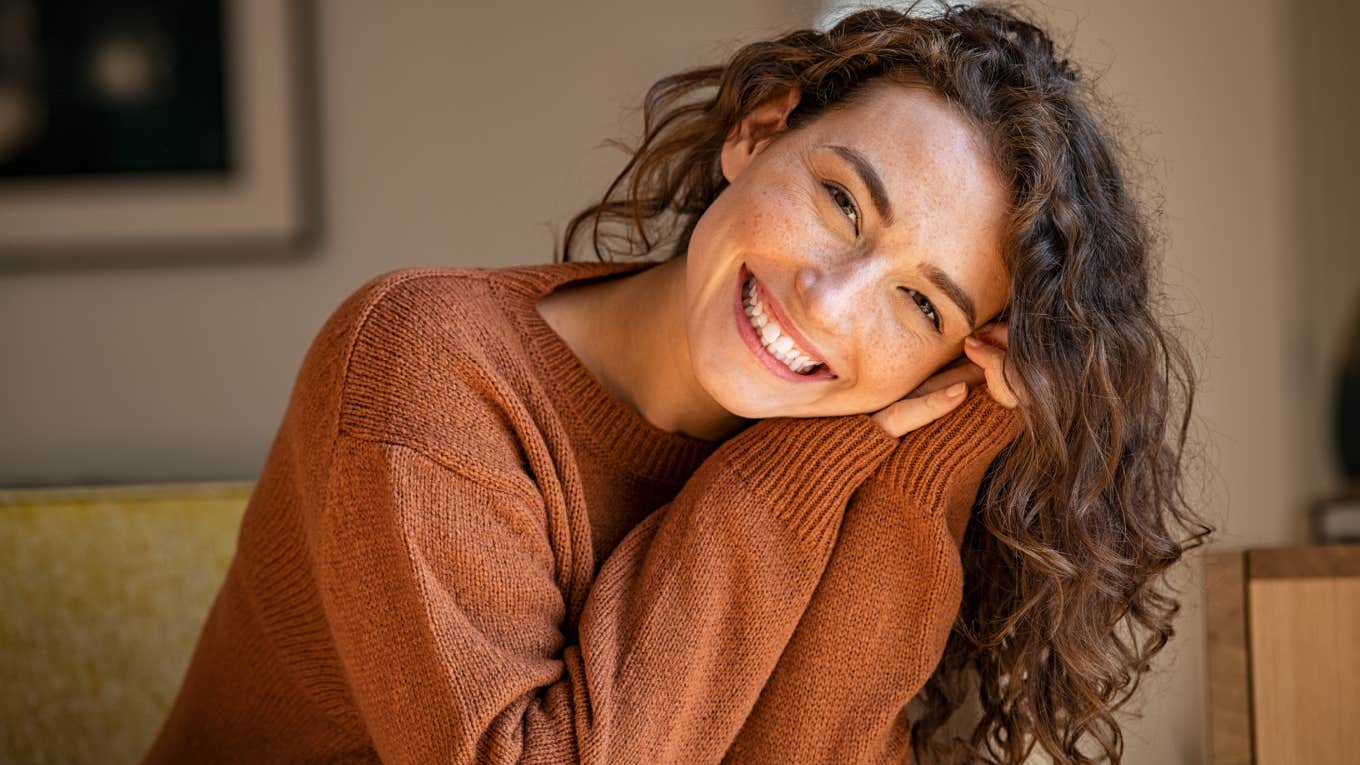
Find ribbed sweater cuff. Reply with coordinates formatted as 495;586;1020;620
876;388;1024;512
716;414;898;547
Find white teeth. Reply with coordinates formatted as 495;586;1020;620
742;275;823;375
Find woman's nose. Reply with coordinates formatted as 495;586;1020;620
793;260;885;334
794;255;881;310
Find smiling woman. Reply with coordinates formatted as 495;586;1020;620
551;1;1215;761
144;3;1212;764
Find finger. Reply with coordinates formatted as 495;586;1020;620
962;335;1004;367
975;321;1009;350
909;361;984;397
940;353;974;372
879;382;968;436
963;338;1020;408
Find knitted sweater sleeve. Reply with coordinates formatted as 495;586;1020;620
315;407;899;764
720;387;1025;764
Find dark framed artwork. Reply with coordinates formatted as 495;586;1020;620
0;0;315;257
1311;293;1360;544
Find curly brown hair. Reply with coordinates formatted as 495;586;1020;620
553;2;1215;762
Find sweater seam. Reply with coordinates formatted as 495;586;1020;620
324;268;457;479
335;428;545;509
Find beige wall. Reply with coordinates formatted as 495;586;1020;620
2;1;1354;762
0;0;816;486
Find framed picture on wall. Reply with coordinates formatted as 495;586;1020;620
0;0;315;258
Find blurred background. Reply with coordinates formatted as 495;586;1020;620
2;0;1357;763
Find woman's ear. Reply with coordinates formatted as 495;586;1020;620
720;86;802;183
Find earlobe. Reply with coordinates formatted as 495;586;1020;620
719;86;803;183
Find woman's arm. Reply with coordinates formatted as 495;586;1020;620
315;410;900;764
721;388;1024;764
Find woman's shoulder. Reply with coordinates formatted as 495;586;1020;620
290;260;652;471
305;265;562;467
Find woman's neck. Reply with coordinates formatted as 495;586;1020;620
538;256;749;442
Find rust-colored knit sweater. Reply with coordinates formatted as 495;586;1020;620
143;260;1021;764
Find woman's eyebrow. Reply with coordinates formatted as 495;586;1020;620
919;261;977;330
823;144;895;227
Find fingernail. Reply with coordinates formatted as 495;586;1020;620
964;336;981;348
946;382;966;397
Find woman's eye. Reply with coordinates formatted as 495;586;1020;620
823;182;859;234
904;288;942;332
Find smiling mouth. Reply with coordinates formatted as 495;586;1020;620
734;265;836;382
742;276;826;374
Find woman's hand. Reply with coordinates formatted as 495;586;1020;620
962;320;1024;409
868;321;1023;438
868;379;971;438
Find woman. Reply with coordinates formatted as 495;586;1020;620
145;2;1212;763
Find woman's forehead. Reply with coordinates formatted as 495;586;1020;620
810;85;989;172
802;95;1007;239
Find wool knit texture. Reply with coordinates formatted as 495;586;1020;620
142;260;1023;765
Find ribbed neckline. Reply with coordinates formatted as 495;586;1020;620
489;259;725;485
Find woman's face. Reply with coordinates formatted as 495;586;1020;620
684;78;1013;420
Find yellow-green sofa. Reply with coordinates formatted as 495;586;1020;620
0;481;253;765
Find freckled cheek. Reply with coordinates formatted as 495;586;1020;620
859;334;941;395
746;214;783;246
749;189;816;242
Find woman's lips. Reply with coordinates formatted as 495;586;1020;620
749;272;833;371
734;263;837;382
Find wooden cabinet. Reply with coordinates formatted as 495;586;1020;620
1205;544;1360;763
